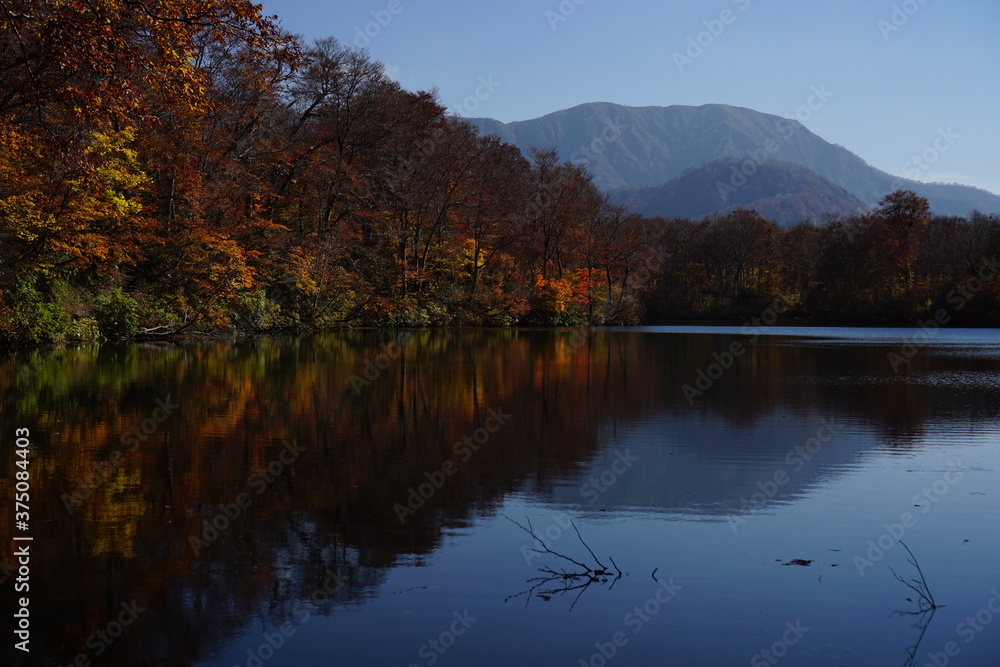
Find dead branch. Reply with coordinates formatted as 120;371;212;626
504;515;624;610
890;541;942;614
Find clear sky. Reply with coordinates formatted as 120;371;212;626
261;0;1000;195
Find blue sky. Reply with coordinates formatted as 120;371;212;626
261;0;1000;195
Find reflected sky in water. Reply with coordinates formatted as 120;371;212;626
1;328;999;666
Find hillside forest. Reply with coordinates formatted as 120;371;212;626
2;1;999;345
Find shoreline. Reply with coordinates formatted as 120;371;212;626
5;318;1000;352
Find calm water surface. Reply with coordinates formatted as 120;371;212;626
2;328;1000;666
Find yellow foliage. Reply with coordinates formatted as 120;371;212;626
85;127;148;216
0;123;150;271
463;237;486;269
534;275;575;314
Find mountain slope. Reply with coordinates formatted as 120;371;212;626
609;158;870;226
467;103;1000;217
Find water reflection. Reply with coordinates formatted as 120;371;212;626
1;329;999;665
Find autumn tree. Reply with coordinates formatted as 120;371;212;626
515;148;606;322
581;202;659;323
447;135;530;324
698;208;778;312
0;0;285;340
873;190;931;300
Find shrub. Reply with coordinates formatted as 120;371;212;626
1;275;73;344
95;290;140;339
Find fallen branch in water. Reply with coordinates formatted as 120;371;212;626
504;515;623;610
890;541;943;614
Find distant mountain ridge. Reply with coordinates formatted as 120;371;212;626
610;158;870;225
467;103;1000;221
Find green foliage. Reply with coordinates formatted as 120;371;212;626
95;290;140;339
0;275;84;345
66;316;101;341
134;294;183;333
228;289;283;334
359;296;453;328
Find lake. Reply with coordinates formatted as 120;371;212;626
2;327;1000;666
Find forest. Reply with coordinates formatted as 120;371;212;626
2;0;999;345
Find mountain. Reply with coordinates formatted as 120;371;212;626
466;103;1000;218
610;158;870;226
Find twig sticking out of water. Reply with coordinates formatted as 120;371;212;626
571;520;607;571
508;516;596;573
890;541;942;614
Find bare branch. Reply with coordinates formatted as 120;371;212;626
892;541;942;614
